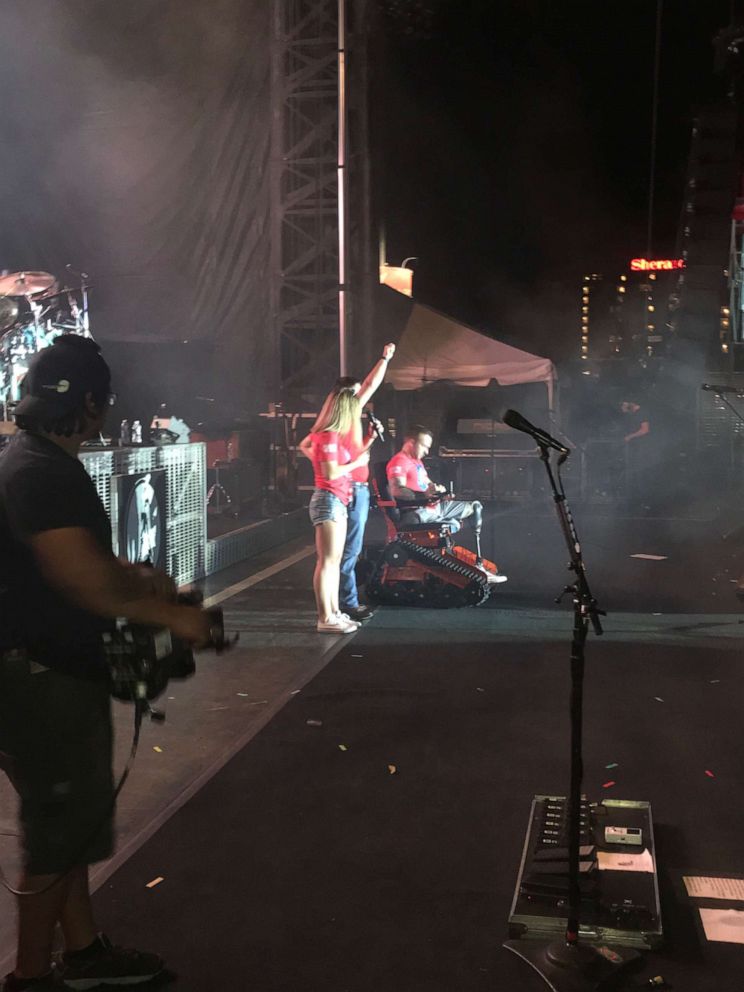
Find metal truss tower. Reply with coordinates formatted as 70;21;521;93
270;0;343;400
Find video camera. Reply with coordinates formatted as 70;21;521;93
102;590;234;706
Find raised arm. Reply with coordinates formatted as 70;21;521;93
357;342;396;406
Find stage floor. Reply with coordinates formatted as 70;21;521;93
1;502;743;989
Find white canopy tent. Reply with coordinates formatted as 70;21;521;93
385;303;556;409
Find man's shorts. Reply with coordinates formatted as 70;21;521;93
309;488;348;525
0;652;114;875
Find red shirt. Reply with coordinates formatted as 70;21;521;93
387;450;433;494
342;430;368;484
310;431;352;504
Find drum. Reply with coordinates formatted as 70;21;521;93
0;296;18;334
1;323;35;359
0;271;91;405
37;292;81;333
0;323;36;400
8;360;29;402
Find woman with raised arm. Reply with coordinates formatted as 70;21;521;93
300;344;396;622
306;387;372;633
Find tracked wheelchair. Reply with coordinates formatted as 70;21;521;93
363;462;504;608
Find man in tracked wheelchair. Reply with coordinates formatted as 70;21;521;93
386;425;508;584
386;424;484;533
0;335;212;992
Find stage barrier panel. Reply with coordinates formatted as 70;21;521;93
80;443;207;588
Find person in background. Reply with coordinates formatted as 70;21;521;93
305;387;374;634
619;399;650;444
619;399;651;502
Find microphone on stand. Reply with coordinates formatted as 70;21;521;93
701;383;744;395
503;409;570;455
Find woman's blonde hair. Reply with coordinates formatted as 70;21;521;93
315;387;361;439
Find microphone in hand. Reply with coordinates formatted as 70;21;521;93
367;413;385;440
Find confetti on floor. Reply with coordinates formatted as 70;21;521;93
476;687;485;692
237;692;249;697
606;762;618;769
351;654;363;658
388;765;397;775
290;689;301;695
630;554;668;561
654;697;664;703
146;877;164;889
602;780;616;789
710;680;721;684
306;719;322;727
705;770;716;778
153;746;163;753
338;744;348;752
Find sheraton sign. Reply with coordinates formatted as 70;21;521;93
630;257;685;271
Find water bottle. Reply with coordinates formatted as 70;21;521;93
132;420;142;444
119;419;130;446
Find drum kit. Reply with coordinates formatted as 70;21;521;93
0;267;92;416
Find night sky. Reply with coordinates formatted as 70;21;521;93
375;0;735;361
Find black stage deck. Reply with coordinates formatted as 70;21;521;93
2;501;744;990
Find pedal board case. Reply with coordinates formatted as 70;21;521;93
507;795;663;950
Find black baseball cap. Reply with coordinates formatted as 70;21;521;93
14;334;111;418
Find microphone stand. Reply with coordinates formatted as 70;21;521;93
503;440;640;990
705;389;744;428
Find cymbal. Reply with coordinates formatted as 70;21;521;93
0;271;56;297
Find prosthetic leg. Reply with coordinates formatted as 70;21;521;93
471;500;484;565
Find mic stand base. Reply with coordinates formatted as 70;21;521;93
503;938;640;992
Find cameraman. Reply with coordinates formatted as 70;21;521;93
0;336;211;991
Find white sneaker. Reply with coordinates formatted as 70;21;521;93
336;611;361;628
317;615;358;634
486;572;508;584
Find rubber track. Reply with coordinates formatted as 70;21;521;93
369;538;490;608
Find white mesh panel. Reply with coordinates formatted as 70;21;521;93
80;443;207;586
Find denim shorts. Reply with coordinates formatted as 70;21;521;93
309;488;348;525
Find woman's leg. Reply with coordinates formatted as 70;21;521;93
314;518;347;621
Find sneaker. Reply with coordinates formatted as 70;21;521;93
485;572;508;585
316;616;358;634
335;611;361;628
341;605;376;622
58;934;163;989
2;973;58;991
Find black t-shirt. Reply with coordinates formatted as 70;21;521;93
0;432;114;677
